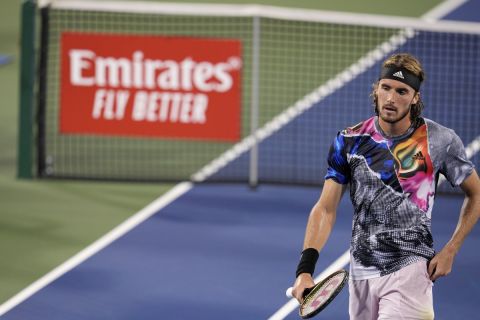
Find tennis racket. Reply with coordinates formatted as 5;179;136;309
286;269;348;319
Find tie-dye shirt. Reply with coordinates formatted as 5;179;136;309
326;116;474;280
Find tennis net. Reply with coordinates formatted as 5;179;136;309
22;1;480;190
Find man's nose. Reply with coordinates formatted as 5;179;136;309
386;92;395;103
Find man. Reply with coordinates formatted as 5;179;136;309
292;53;480;319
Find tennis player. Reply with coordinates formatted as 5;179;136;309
292;53;480;319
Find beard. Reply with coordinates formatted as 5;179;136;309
378;104;411;124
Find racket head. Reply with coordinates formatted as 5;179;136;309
299;269;349;319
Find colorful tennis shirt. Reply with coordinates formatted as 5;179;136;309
326;116;474;280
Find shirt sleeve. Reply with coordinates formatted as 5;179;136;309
325;132;350;184
440;132;474;187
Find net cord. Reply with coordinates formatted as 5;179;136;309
37;1;480;35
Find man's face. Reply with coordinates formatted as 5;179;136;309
376;79;419;124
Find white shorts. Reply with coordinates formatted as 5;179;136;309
349;260;434;320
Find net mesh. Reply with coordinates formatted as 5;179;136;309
41;9;253;181
38;4;480;191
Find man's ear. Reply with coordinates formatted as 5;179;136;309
412;92;420;105
373;84;379;102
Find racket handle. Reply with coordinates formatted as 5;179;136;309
286;286;313;299
286;287;293;298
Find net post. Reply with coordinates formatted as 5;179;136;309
249;15;260;189
17;0;37;179
36;5;50;177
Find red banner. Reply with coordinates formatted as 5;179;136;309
59;32;242;141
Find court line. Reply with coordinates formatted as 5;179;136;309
465;135;480;159
422;0;469;21
0;182;193;316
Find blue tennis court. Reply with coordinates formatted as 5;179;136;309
2;184;479;319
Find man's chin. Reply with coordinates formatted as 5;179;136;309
380;110;411;124
379;114;398;124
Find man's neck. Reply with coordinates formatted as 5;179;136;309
378;117;412;138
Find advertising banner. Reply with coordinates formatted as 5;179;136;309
60;33;242;141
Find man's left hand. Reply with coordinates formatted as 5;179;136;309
428;247;456;281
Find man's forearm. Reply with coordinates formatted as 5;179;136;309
444;193;480;254
303;201;337;252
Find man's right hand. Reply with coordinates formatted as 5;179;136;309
292;273;315;304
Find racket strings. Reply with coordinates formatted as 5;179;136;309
300;270;348;318
303;277;338;312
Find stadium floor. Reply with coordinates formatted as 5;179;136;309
2;184;479;319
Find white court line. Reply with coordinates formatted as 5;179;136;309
0;182;193;316
422;0;469;21
465;135;480;160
